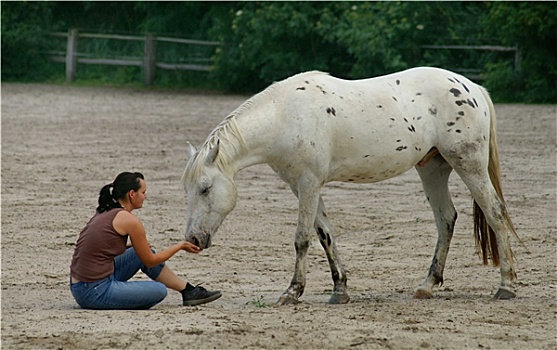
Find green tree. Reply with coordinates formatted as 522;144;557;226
1;2;55;80
210;2;353;92
481;2;557;102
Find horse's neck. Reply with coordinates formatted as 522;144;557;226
228;108;275;174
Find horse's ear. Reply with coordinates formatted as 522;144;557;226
206;140;220;165
186;142;197;158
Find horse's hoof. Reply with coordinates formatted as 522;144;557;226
413;289;433;299
276;295;300;306
328;292;350;304
494;287;516;300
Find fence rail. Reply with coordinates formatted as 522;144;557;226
48;29;220;85
49;29;519;85
420;44;521;80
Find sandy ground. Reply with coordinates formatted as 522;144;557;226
1;82;556;349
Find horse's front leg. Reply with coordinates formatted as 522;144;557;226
277;180;320;306
315;196;349;304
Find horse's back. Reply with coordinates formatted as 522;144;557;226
268;68;489;182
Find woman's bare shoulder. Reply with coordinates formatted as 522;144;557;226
113;210;142;235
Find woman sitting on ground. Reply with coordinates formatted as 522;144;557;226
70;171;221;309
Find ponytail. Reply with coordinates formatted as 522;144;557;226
96;172;144;213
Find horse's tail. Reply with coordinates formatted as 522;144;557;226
474;87;521;267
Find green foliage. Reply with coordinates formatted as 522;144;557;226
210;2;350;91
1;2;555;102
481;2;557;102
1;2;57;81
245;295;268;308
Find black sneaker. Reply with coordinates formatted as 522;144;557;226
182;284;222;306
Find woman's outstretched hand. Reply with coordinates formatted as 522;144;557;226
181;241;202;254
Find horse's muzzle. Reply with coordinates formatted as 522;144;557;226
186;232;212;249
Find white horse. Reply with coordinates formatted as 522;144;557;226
181;67;520;305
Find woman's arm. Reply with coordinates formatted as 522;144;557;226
113;211;201;267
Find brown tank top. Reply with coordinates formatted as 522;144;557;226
70;208;128;282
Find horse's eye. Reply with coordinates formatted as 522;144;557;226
200;187;210;196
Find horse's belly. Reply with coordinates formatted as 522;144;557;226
324;120;433;183
327;153;417;183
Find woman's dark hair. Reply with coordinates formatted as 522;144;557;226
96;172;145;213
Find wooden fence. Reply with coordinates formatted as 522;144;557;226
420;44;520;80
48;29;519;85
48;29;220;85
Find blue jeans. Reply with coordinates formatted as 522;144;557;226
70;247;167;310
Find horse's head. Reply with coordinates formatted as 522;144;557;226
182;142;237;249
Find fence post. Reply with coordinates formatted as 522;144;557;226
144;33;156;85
66;29;78;82
514;46;522;74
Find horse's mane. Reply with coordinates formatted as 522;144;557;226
181;113;246;184
181;71;329;186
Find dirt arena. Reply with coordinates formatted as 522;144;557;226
1;82;555;349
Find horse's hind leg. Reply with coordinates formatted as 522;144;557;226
314;196;349;304
452;164;517;299
414;155;457;299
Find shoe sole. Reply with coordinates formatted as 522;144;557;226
183;292;222;306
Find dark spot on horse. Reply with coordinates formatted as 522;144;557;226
296;87;306;90
447;122;455;126
473;98;478;107
462;83;470;93
415;147;421;151
458;111;465;116
296;240;309;253
396;139;401;142
317;227;327;242
408;125;416;132
429;106;437;115
454;77;461;83
305;80;310;84
449;88;462;97
326;107;336;116
411;99;415;103
467;99;475;108
456;117;461;121
484;111;487;117
390;118;395;121
377;105;383;108
348;178;354;182
396;79;400;85
403;118;408;123
447;78;455;83
392;96;398;102
416;92;422;96
455;100;464;106
364;154;370;158
456;129;462;133
396;145;407;151
483;135;487;141
447;129;452;132
417;116;422;120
